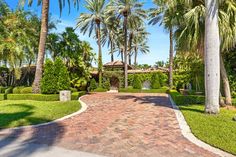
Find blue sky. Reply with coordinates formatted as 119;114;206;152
6;0;170;66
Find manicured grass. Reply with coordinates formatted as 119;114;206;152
0;100;81;129
119;88;168;93
179;104;236;155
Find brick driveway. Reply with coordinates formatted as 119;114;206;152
0;93;218;157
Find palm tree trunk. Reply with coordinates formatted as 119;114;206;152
204;0;220;114
128;34;132;65
123;14;128;88
134;47;138;66
169;27;174;89
96;23;103;87
32;0;49;93
220;54;232;105
111;41;114;62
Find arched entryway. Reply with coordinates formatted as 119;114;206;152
110;76;119;90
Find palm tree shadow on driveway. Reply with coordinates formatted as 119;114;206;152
0;103;65;157
114;94;173;109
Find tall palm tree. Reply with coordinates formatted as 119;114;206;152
108;0;146;88
132;35;149;66
204;0;220;113
77;0;106;87
175;0;236;105
149;0;179;89
18;0;79;93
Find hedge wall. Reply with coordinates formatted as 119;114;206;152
169;90;205;105
6;91;86;101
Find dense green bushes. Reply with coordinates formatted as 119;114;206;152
169;90;205;105
151;73;161;89
41;58;70;94
103;78;110;90
132;75;142;89
89;78;97;91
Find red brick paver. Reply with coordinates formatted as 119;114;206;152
0;93;219;157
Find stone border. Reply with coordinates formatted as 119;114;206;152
168;95;235;157
0;95;88;131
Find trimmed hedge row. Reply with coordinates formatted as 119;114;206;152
119;88;168;93
169;90;205;105
1;91;86;101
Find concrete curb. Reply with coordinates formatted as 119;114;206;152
0;95;88;131
168;95;235;157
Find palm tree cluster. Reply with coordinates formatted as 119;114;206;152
77;0;150;88
149;0;236;113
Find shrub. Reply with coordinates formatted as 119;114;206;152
41;59;58;94
89;78;97;91
5;87;13;94
151;73;161;89
55;58;70;91
71;91;86;100
132;75;142;89
0;94;5;100
70;87;78;93
21;87;32;94
0;86;7;93
103;78;110;90
232;91;236;98
169;90;205;105
93;88;107;92
13;86;25;94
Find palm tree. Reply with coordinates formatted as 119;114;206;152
175;0;236;105
149;0;178;89
77;0;106;87
47;33;60;61
132;35;149;66
204;0;220;113
18;0;79;93
108;0;146;88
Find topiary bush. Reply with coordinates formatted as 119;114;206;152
103;78;110;90
21;87;32;94
70;87;78;93
151;73;161;89
41;59;58;94
55;58;70;91
132;75;142;89
13;86;25;94
89;78;97;91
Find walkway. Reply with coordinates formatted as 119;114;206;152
0;93;219;157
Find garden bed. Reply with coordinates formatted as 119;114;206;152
0;100;81;129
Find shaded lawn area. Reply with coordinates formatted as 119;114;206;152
179;105;236;155
0;100;81;129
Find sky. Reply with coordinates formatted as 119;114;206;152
5;0;170;66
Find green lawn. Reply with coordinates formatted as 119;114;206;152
0;100;81;129
179;105;236;155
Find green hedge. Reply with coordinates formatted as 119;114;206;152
0;94;5;100
119;88;168;93
7;91;86;101
169;90;205;105
92;88;107;92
